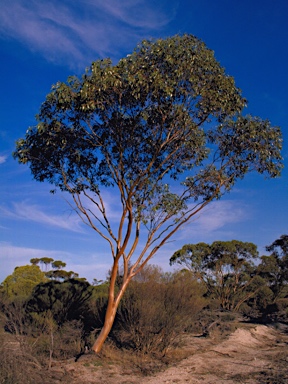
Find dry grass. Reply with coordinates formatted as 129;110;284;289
0;332;44;384
1;321;288;384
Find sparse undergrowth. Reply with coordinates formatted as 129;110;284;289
2;320;288;384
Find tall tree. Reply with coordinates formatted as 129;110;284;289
13;35;282;352
170;240;262;311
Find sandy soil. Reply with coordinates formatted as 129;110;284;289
47;323;288;384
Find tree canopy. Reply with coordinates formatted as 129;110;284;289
26;279;93;325
170;240;262;311
13;34;283;352
1;265;46;301
29;257;82;282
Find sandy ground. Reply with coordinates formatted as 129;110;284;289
46;323;288;384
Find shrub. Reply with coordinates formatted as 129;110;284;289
113;267;206;355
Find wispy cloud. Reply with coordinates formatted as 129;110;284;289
0;0;177;67
0;155;7;164
0;201;84;232
94;0;176;29
0;199;252;283
192;200;248;232
178;200;250;241
0;241;68;262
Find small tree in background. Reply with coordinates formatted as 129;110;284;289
26;279;93;326
170;240;263;311
30;257;82;281
1;265;46;301
258;234;288;301
13;34;283;352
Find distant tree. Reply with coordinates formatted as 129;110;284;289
26;279;93;326
13;35;283;352
1;265;46;301
30;258;40;266
267;235;288;256
258;235;288;301
0;265;45;336
170;240;262;311
39;257;54;271
45;269;83;282
51;260;67;270
29;257;81;281
92;278;104;286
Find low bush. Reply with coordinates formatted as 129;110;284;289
113;267;206;355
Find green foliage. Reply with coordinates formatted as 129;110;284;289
30;258;40;265
51;260;67;269
29;257;82;282
45;269;80;281
26;279;93;326
258;234;288;301
267;234;288;257
89;280;110;326
39;257;54;271
13;34;282;254
1;265;46;301
170;240;262;311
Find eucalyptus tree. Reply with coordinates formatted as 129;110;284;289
14;35;282;352
30;257;76;281
170;240;262;311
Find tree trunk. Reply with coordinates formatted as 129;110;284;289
91;301;118;353
91;259;131;354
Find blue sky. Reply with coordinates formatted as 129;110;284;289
0;0;287;283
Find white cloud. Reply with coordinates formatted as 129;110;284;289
68;260;112;282
93;0;176;29
0;201;84;232
178;200;250;241
0;155;7;164
0;0;177;66
192;200;248;232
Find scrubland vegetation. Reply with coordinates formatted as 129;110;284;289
1;235;287;383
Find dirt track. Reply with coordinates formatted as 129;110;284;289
49;323;288;383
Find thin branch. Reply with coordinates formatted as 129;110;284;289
71;193;116;257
